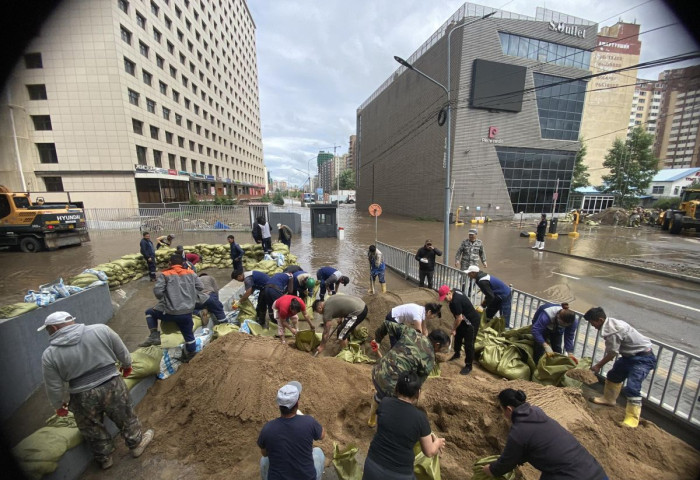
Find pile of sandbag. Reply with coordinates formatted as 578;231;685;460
67;254;146;288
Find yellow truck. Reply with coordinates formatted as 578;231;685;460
0;186;90;252
661;187;700;235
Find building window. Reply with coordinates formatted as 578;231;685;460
37;143;58;163
169;66;177;78
156;54;164;69
150;1;159;16
172;89;180;102
189;140;195;151
150;125;159;139
162;106;171;120
167;41;175;54
533;73;587;141
142;70;152;86
120;26;132;44
27;84;48;100
24;53;43;69
164;15;172;30
139;41;149;58
136;145;147;163
153;150;162;167
146;98;156;113
124;57;136;75
153;27;162;43
165;131;173;144
44;176;64;192
31;115;52;131
180;156;187;170
184;98;191;109
118;0;129;14
136;12;146;29
132;118;144;134
128;88;140;105
175;113;182;125
168;153;176;169
178;136;185;147
652;185;665;194
187;119;193;130
159;81;167;94
498;32;591;70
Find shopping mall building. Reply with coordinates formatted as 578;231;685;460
356;3;598;219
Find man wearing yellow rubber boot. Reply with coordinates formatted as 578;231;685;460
584;307;656;428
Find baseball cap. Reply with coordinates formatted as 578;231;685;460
465;265;480;274
438;285;451;301
468;228;478;235
276;223;282;229
37;311;76;331
276;381;302;408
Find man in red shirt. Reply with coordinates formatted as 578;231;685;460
271;295;315;345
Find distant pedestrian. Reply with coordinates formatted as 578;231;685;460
258;381;326;480
531;303;577;364
533;213;547;250
155;234;175;249
39;312;154;470
227;235;244;273
368;245;386;294
466;266;512;328
585;307;656;428
277;223;293;248
312;295;368;355
439;285;481;375
415;239;442;289
316;266;350;300
363;373;446;480
257;216;272;253
455;228;487;293
140;232;157;281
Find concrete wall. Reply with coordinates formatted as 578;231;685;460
0;283;113;422
269;212;302;234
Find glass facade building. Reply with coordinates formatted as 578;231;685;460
498;32;591;69
533;73;587;141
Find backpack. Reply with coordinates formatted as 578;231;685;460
252;223;262;242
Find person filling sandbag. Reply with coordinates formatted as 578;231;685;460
312;295;368;355
530;303;577;364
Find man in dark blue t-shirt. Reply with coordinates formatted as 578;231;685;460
258;381;326;480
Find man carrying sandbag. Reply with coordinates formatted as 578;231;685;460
38;311;154;470
531;302;577;364
312;295;368;355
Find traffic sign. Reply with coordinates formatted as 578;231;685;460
369;204;382;217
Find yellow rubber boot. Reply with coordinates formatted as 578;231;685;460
621;398;642;428
381;283;387;294
590;380;622;406
368;398;378;427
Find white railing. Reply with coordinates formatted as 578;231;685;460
84;205;250;232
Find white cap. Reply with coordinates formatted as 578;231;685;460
37;311;76;331
276;223;282;229
465;265;480;274
276;381;302;408
468;228;478;235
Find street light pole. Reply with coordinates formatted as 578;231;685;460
393;10;495;262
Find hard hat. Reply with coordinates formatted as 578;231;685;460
306;278;316;290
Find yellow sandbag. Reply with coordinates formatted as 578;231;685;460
160;315;203;347
128;345;163;379
332;443;362;480
472;455;515;480
295;330;321;352
335;343;374;364
414;436;441;480
0;302;39;319
213;323;240;338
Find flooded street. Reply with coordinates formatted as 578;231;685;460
1;203;699;351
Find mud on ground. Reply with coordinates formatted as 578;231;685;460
82;289;700;480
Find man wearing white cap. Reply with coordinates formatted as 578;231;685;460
466;266;513;328
455;228;487;294
277;223;293;248
258;381;326;480
38;312;153;470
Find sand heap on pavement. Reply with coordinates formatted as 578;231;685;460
128;290;699;480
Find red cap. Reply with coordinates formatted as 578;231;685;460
438;285;451;301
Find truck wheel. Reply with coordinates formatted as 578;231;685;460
20;236;43;253
669;214;684;234
661;210;672;230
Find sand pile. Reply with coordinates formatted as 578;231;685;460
94;289;699;479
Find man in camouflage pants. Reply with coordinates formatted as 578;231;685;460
455;228;488;294
39;311;154;470
367;321;450;427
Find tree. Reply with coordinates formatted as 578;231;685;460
600;127;659;208
272;191;284;205
571;137;590;190
338;169;355;190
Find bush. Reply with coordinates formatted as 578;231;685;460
653;197;681;210
213;196;236;205
272;192;285;206
260;194;272;203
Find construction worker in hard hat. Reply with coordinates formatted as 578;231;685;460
584;307;656;428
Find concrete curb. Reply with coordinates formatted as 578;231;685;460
542;249;700;285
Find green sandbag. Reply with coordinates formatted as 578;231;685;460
350;326;368;342
112;259;137;269
128;345;163;379
213;323;240;338
161;315;203;347
480;342;531;380
413;436;441;480
472;455;515;480
68;274;99;287
335;343;374;364
0;302;39;319
481;315;506;334
121;253;143;260
256;260;279;273
123;377;140;390
533;355;593;387
428;361;441;378
271;243;289;254
332;443;362;480
295;330;321;352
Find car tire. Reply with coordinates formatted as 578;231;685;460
20;236;43;253
669;214;684;234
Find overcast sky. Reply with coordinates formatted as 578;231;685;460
247;0;699;186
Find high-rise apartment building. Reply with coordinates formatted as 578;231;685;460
579;22;641;186
628;78;664;137
317;151;334;193
0;0;265;207
347;135;356;173
653;65;700;169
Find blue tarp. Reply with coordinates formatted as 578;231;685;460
214;220;231;229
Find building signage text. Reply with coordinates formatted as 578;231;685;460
548;21;586;38
481;126;504;144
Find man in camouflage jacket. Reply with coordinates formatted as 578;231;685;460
455;228;488;294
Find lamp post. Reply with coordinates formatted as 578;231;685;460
393;10;496;261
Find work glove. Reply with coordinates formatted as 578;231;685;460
370;340;379;352
56;404;69;417
120;366;133;378
543;344;555;358
232;301;239;309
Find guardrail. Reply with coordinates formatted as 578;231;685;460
84;205;250;232
376;241;700;429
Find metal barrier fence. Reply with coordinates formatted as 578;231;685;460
85;205;250;232
377;241;700;429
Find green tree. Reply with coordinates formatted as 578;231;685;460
571;137;590;190
600;127;659;208
338;168;355;190
272;191;285;205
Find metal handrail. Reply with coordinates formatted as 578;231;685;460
376;241;700;429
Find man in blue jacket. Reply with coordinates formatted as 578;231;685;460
140;231;157;281
466;266;512;328
227;235;244;273
530;302;577;363
316;266;349;300
233;270;271;327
